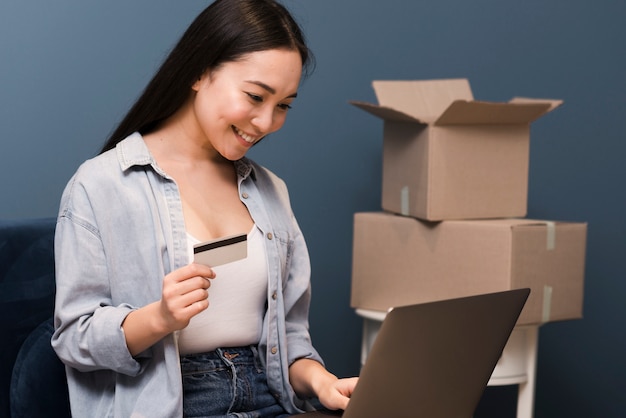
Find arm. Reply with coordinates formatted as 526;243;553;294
52;172;216;368
252;164;358;410
282;224;358;410
53;210;216;364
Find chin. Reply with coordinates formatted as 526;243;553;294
221;149;248;162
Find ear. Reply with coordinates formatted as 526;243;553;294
192;70;212;92
192;76;203;92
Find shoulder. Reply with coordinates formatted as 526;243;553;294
63;133;154;196
58;135;156;221
61;148;118;199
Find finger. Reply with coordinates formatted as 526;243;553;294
168;263;215;284
169;291;210;326
338;377;359;396
170;287;210;314
184;297;209;318
184;287;210;307
189;263;216;279
181;276;213;297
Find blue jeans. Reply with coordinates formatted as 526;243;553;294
180;346;290;418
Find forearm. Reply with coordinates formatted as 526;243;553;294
122;301;171;356
289;358;338;399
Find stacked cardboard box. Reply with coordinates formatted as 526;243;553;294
350;79;586;325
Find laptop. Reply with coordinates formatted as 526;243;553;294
295;288;530;418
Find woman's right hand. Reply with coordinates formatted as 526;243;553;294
158;263;216;332
122;263;215;356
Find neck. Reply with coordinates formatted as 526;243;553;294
145;102;224;165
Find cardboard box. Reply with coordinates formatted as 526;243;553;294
351;212;586;325
350;79;563;221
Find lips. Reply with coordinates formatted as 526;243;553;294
233;126;258;144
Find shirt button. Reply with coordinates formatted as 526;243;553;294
241;192;249;199
266;232;273;240
272;292;277;300
271;347;278;355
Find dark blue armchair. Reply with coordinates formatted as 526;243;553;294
0;218;70;418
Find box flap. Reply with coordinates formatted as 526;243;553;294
352;79;563;126
509;97;564;112
434;100;558;125
349;101;426;124
372;79;473;123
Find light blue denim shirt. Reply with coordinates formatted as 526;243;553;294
52;132;322;417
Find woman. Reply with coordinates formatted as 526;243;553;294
51;0;357;416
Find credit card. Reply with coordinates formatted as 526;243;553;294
193;233;247;267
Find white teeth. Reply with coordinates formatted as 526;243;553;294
235;127;256;143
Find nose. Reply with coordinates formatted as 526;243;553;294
251;106;279;134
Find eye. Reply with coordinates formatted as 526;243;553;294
246;92;263;103
246;92;292;111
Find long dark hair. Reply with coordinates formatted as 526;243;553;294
100;0;312;154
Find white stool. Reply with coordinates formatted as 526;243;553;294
356;308;540;418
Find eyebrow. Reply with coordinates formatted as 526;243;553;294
245;80;298;99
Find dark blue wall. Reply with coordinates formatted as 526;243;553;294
2;1;624;416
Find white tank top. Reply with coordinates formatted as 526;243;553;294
177;225;268;355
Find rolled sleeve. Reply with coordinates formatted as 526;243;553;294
52;177;144;376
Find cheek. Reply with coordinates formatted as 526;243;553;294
192;92;218;126
271;112;289;133
195;88;246;125
216;98;254;126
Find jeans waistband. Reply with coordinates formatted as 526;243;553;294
180;345;259;365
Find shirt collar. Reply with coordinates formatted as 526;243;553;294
235;158;256;181
116;132;156;171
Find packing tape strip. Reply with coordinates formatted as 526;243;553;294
542;223;555;322
545;221;556;250
400;186;410;216
542;285;553;323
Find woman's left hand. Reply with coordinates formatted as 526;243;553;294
316;376;359;411
288;358;358;412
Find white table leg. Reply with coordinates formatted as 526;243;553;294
516;326;539;418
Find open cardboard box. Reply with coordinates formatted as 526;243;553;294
351;79;563;221
350;212;587;325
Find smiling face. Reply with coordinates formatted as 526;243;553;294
190;48;303;161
